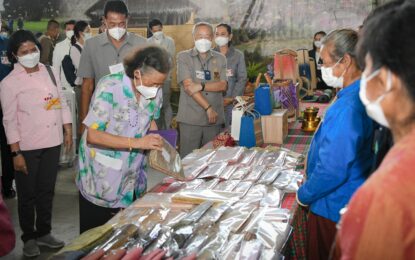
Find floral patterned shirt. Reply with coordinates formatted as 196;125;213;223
76;73;162;208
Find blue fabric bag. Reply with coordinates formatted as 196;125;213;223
254;84;273;115
239;110;262;148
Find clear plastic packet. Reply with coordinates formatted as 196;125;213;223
137;209;170;238
219;165;238;180
148;138;185;181
257;150;286;166
239;149;258;165
260;187;284;207
258;166;282;185
239;239;264;260
230;166;251;180
219;234;244;259
177;201;214;226
107;208;152;227
209;146;245;164
124;209;171;249
55;224;114;255
197;179;219;190
233;181;253;197
158;202;214;256
198;202;232;225
241;184;269;205
172;189;242;204
219;203;257;233
182;149;216;166
214;180;240;192
197;226;232;259
251;149;266;166
128;193;193;210
280;147;305;162
252;208;292;251
273;170;304;193
198;162;228;179
181;224;214;256
143;210;190;252
260;249;285;260
244;165;266;182
183;162;208;180
163;181;186;193
184;179;204;190
91;224;139;252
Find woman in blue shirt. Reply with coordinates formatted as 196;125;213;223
296;29;374;260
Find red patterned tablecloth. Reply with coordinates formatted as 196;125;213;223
151;101;330;260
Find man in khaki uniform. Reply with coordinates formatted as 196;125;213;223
177;22;228;157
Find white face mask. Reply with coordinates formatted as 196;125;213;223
135;72;159;100
359;69;391;128
17;51;40;68
66;30;74;39
108;27;126;41
321;57;346;88
83;32;92;40
314;40;322;49
195;39;212;53
215;36;229;47
153;31;164;40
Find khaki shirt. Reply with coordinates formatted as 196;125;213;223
77;32;146;86
39;35;55;66
176;48;227;126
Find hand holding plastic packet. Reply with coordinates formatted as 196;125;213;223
148;137;186;181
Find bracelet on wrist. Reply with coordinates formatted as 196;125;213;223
205;104;212;111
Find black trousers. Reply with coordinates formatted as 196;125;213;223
0;109;14;193
79;193;121;234
15;145;61;242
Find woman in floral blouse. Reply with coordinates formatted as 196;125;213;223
77;46;171;233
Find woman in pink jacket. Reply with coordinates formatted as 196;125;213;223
0;30;72;258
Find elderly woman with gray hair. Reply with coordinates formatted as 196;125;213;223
296;29;375;259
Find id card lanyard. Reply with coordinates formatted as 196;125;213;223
197;55;211;82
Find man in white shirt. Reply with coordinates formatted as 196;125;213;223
147;19;176;129
52;20;76;89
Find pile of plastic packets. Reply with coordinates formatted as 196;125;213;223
55;146;305;260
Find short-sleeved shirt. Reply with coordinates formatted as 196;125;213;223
176;48;227;126
39;35;55;66
77;32;146;86
147;35;176;79
214;46;247;98
76;73;162;208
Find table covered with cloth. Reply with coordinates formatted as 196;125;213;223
150;102;330;260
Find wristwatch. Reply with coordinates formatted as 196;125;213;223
201;81;206;91
11;150;22;157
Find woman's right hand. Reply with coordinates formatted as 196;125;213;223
13;155;28;175
134;134;163;151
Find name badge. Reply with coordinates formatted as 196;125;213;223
109;63;124;74
226;69;233;77
196;70;205;80
204;70;211;81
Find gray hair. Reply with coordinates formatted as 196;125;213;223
322;29;359;62
192;22;214;37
